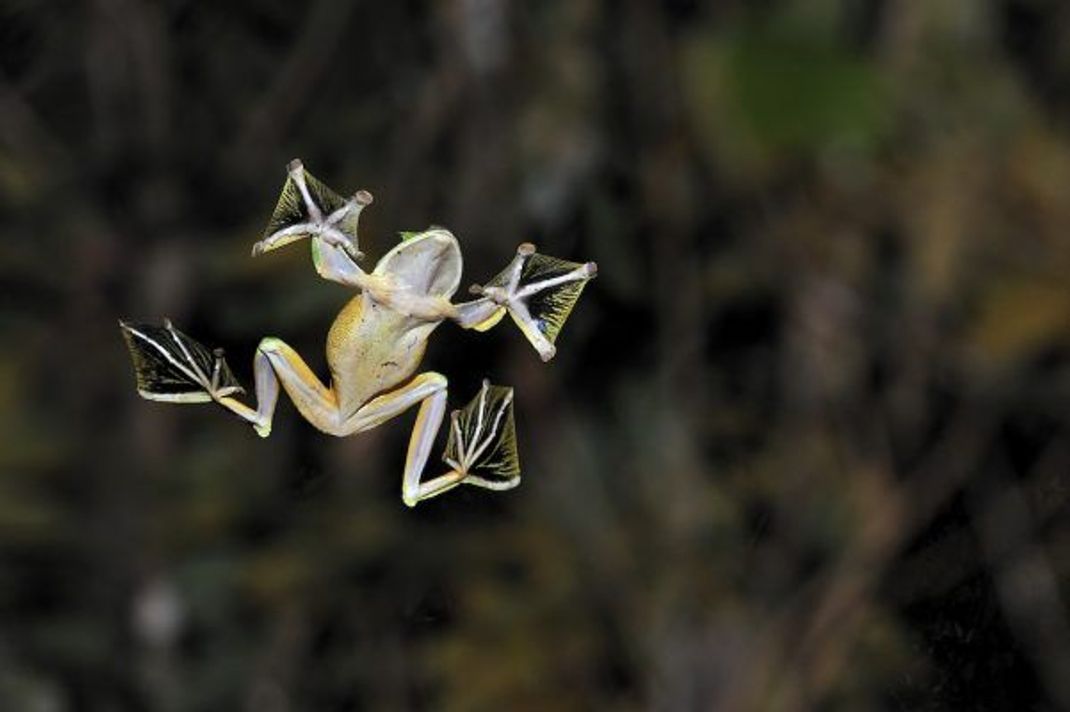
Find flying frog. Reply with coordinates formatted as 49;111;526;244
120;159;597;506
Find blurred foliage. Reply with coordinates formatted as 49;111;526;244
2;0;1070;710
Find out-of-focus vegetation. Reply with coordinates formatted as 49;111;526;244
2;0;1070;709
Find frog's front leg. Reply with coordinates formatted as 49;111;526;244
310;237;365;288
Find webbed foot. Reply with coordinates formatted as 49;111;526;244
469;244;597;361
442;379;521;492
251;159;371;260
119;319;244;403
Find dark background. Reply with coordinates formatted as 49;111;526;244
3;0;1070;709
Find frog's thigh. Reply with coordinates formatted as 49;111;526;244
338;371;446;434
338;373;450;505
258;337;341;433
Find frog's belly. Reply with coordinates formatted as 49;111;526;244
326;296;432;415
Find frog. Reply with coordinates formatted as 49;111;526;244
120;159;597;506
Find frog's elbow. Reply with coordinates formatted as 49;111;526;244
411;297;456;322
441;301;460;321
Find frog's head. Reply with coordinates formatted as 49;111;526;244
373;228;462;298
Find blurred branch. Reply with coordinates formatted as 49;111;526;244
970;455;1070;709
728;408;997;709
226;0;359;169
0;76;69;168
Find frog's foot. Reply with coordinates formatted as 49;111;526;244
251;158;372;260
442;379;521;492
469;243;597;361
119;319;245;404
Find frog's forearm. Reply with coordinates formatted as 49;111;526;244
383;291;458;321
450;297;506;331
311;238;368;287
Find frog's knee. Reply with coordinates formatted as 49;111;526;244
257;337;286;355
421;371;448;390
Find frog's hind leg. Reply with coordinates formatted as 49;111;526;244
404;379;522;507
330;372;452;506
120;319;246;404
332;375;519;506
219;337;344;438
119;321;307;437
